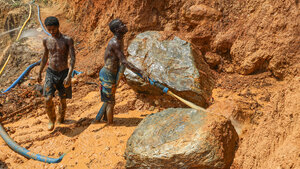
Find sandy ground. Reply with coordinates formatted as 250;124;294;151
1;78;161;168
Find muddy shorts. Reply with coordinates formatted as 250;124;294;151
43;68;72;99
99;67;117;103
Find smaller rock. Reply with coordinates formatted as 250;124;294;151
212;29;237;53
224;65;234;73
0;151;8;161
20;80;32;88
148;106;155;111
187;4;222;20
87;68;97;77
105;146;110;151
268;58;286;80
34;84;43;95
33;119;42;125
204;52;221;68
12;156;24;164
72;77;78;85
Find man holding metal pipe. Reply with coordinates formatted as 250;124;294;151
94;19;149;124
37;16;75;131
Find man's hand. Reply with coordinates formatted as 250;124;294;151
63;76;71;88
37;74;42;83
141;71;150;83
120;75;127;83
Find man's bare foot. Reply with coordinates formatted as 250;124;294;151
103;116;107;122
57;117;64;125
57;118;64;124
57;110;65;124
91;119;101;124
107;122;114;126
92;118;108;124
48;121;55;131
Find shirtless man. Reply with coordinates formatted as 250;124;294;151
95;19;149;124
37;16;75;131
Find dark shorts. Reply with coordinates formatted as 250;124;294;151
43;68;72;99
99;67;117;103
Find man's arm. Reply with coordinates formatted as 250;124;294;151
37;38;49;83
63;37;75;87
112;42;149;81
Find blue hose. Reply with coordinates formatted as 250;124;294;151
135;72;169;93
35;4;51;36
1;60;41;93
72;70;83;78
0;123;65;163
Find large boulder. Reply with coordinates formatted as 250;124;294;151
124;108;239;169
124;31;215;107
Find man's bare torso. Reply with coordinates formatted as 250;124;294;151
104;37;123;74
44;34;71;72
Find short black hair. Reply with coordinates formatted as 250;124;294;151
109;19;122;34
44;16;59;27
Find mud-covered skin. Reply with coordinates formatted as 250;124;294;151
38;25;75;88
57;99;66;124
101;20;149;124
104;28;145;77
44;35;71;71
38;25;75;130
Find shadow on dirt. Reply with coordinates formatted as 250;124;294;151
91;117;143;132
113;117;143;127
50;116;143;136
51;117;92;137
0;161;8;169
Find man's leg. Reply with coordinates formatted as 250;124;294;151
93;102;107;123
106;83;116;124
57;73;72;124
57;98;66;124
106;102;115;124
103;103;108;121
98;67;117;124
45;95;56;131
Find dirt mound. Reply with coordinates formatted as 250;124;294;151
231;76;300;168
53;0;299;80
